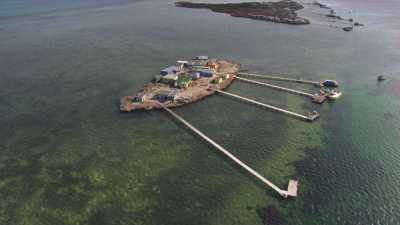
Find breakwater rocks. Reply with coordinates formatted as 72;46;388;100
175;0;310;25
312;1;331;9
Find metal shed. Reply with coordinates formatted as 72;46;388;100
194;56;209;60
197;69;213;77
160;66;178;76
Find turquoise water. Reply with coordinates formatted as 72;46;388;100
1;0;400;224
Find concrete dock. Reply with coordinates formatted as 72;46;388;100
161;104;298;198
238;72;320;85
235;76;314;98
212;89;319;121
235;76;328;104
287;180;298;197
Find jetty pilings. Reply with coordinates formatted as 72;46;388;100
235;76;314;98
161;105;297;198
213;89;319;121
237;72;320;85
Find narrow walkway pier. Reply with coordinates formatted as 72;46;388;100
213;89;319;121
238;72;320;85
161;104;297;198
235;76;314;98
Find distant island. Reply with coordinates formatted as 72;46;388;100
175;0;310;25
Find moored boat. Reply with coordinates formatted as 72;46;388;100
321;79;339;87
377;75;386;82
327;90;342;99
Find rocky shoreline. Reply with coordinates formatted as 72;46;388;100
175;0;310;25
311;1;365;32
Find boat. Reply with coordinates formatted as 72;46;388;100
322;80;339;87
327;90;342;99
377;75;386;82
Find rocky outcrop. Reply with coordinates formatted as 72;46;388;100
312;1;331;9
342;26;353;32
175;0;310;25
326;14;344;20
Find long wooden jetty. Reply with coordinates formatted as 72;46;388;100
235;76;314;98
213;89;319;121
161;104;297;198
237;72;320;85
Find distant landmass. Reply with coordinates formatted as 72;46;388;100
175;0;310;25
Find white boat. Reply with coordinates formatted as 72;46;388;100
327;90;342;99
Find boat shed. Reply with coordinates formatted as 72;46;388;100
159;74;178;85
160;66;179;76
197;69;213;77
191;65;210;71
194;56;209;60
175;77;192;89
177;60;189;70
134;92;148;102
189;72;201;80
189;60;208;67
163;74;178;80
152;90;175;103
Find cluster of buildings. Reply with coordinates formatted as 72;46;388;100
153;56;219;89
132;56;234;104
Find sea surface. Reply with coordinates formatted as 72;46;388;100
1;0;399;224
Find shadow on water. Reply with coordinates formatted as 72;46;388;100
257;205;287;225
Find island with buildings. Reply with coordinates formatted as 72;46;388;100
119;55;344;197
120;56;240;111
120;55;340;115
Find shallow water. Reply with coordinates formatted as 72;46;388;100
0;0;399;224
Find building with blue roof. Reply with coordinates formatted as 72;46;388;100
160;66;178;76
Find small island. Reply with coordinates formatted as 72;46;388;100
175;0;310;25
120;56;240;111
